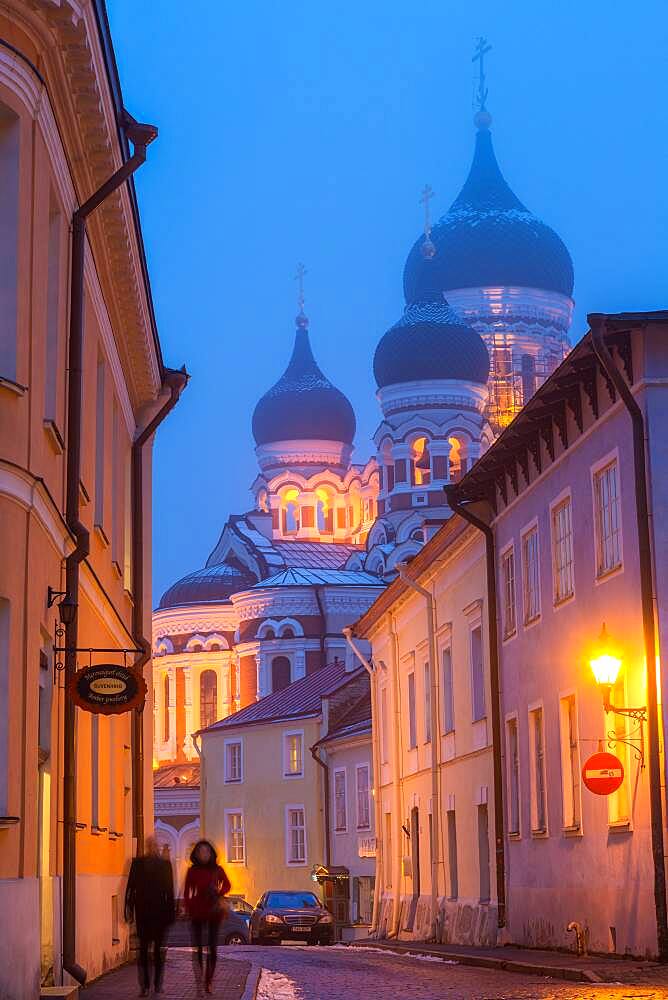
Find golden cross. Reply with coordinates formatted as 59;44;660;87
295;262;307;312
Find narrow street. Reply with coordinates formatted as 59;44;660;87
83;944;668;1000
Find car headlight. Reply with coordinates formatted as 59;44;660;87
264;914;282;924
318;913;333;924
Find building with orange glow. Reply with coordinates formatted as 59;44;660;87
0;3;185;996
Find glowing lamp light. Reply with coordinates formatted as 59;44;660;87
589;652;622;688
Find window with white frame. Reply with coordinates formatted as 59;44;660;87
356;764;371;830
226;810;245;863
559;694;581;830
470;624;486;722
334;769;347;831
423;661;431;742
607;676;630;825
522;525;541;624
501;547;517;637
593;459;622;577
284;731;304;777
442;646;454;734
529;706;547;834
407;671;417;749
380;686;389;764
286;806;306;864
507;716;520;836
552;497;574;604
224;739;243;783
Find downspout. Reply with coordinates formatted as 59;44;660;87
62;112;158;986
589;314;668;961
342;627;382;935
444;486;506;929
314;586;327;668
397;565;442;943
310;744;331;868
388;611;403;937
131;366;188;853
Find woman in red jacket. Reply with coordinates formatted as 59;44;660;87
184;839;231;994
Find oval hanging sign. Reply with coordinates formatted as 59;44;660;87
68;663;146;715
582;751;624;796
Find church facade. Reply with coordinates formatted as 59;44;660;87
152;103;575;880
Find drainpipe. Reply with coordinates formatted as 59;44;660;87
310;744;331;868
62;111;158;986
314;586;327;669
396;566;442;942
388;612;404;937
342;627;382;935
443;486;506;929
131;366;188;853
589;314;668;962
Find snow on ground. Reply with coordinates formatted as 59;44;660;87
256;967;302;999
332;944;458;964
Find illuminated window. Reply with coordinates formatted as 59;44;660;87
608;677;630;825
315;488;334;533
412;437;431;486
334;769;347;831
226;810;245;863
284;732;303;776
593;460;622;577
162;674;170;743
552;497;574;603
199;670;217;730
522;525;540;624
281;488;300;534
448;437;463;482
502;547;517;637
559;695;581;831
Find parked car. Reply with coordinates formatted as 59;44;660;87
250;890;334;945
221;896;253;945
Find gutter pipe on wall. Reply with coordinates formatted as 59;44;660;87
309;744;331;868
443;486;506;929
131;366;188;853
388;612;404;937
589;314;668;962
63;112;157;986
342;627;382;935
396;566;442;942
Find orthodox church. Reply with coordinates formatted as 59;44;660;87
151;99;575;871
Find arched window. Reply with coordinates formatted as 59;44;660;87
209;643;220;652
163;674;170;742
315;487;334;534
271;656;291;693
200;670;217;730
282;488;300;534
257;488;269;513
448;437;463;482
412;437;431;486
282;627;295;639
263;627;275;640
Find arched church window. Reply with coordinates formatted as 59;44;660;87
282;627;295;639
209;643;220;652
448;437;463;483
257;488;269;513
192;643;202;653
412;437;431;486
263;627;275;640
281;488;300;534
271;656;291;693
315;488;334;534
163;674;170;743
200;670;217;730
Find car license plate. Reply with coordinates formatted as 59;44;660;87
293;925;310;933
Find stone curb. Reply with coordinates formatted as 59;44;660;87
351;940;606;984
241;963;262;1000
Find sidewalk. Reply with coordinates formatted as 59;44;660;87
81;952;252;998
353;939;668;985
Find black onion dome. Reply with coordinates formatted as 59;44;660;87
158;563;255;610
252;314;356;446
404;119;574;302
374;296;490;389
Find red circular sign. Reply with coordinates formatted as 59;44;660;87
582;751;624;796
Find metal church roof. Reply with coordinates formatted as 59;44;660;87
254;568;383;588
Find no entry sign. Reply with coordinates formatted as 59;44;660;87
582;751;624;796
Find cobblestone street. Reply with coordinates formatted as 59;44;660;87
82;944;668;999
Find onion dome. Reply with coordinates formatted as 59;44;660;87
252;312;356;446
158;562;255;610
373;294;490;389
403;114;574;303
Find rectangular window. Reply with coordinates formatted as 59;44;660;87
94;355;106;531
442;647;454;733
384;812;393;888
470;625;485;722
423;661;431;743
594;460;622;577
559;695;581;830
0;599;8;815
552;497;574;603
334;769;347;832
111;401;123;569
447;810;458;899
111;894;120;945
224;740;243;783
286;806;306;864
477;804;491;903
0;107;19;381
501;547;517;637
507;717;520;836
380;687;389;764
608;677;630;825
226;811;245;863
284;732;304;776
44;195;62;423
123;453;132;591
356;764;370;830
407;672;417;749
522;526;541;624
529;706;547;834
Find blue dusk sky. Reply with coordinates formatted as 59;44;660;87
106;0;668;605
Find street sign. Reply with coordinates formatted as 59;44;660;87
68;663;146;715
358;836;376;859
582;750;624;796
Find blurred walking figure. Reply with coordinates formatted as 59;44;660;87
125;835;175;996
184;840;231;995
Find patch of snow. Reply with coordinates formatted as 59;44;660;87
332;944;457;964
256;967;302;1000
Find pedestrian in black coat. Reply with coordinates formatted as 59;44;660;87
125;835;175;996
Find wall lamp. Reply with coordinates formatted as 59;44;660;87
48;586;77;627
589;623;647;723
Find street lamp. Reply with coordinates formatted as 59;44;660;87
589;623;646;722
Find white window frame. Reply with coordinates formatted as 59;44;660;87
441;643;455;735
528;702;548;836
423;660;432;743
224;808;246;864
506;713;521;838
500;542;517;639
356;763;371;831
223;737;243;784
558;691;582;833
591;450;623;581
380;685;390;764
469;619;486;724
285;804;307;866
521;519;541;626
283;729;304;778
550;489;575;607
407;670;417;749
333;767;347;833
